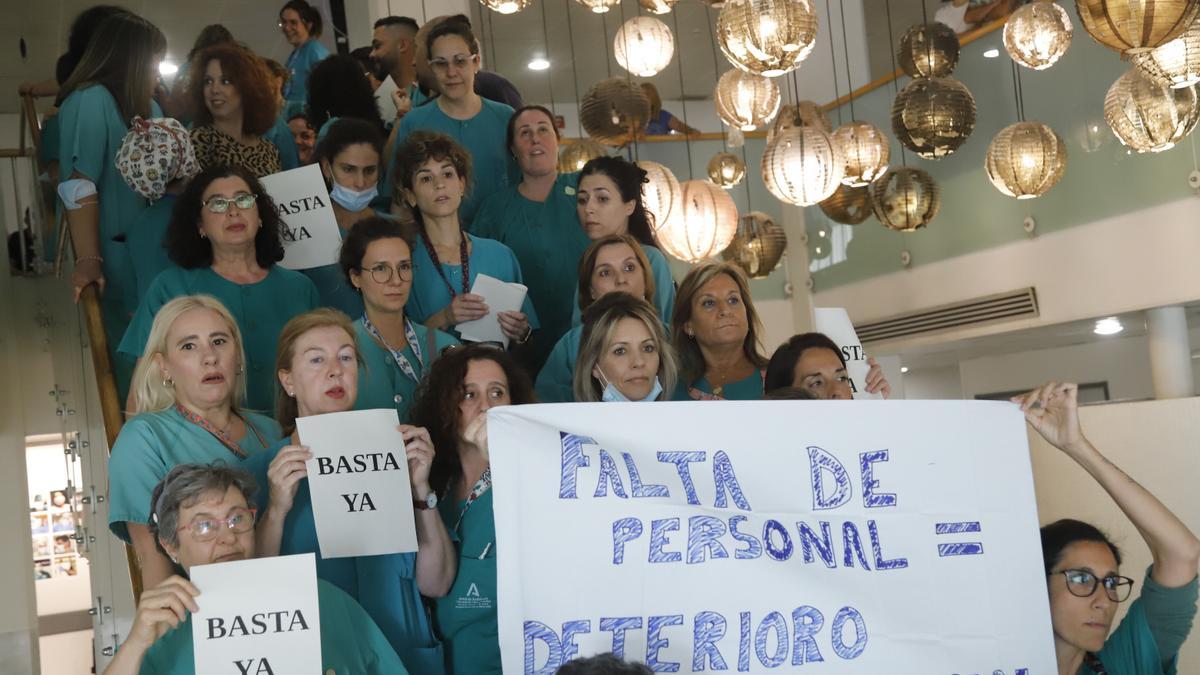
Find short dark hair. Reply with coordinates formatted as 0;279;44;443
166;164;286;269
338;216;416;286
394;130;473;191
350;46;386;82
556;654;653;675
764;332;847;393
506;104;559;154
287;111;314;128
315;117;385;167
306;54;386;132
1041;519;1122;575
374;15;419;33
148;463;257;554
280;0;323;38
579;156;655;247
426;19;480;58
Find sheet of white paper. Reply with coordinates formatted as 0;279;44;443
296;409;418;558
375;75;400;122
490;401;1057;674
259;164;341;270
814;307;883;400
191;553;321;675
457;273;528;348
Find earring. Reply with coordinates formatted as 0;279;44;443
162;376;174;388
287;390;295;397
199;231;207;239
236;363;244;374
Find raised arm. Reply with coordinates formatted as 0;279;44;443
255;444;311;557
1015;381;1200;587
400;424;457;597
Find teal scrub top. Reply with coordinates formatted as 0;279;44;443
1083;569;1199;674
117;265;321;414
353;320;459;422
472;173;590;372
57;85;162;331
389;98;516;228
245;440;445;674
301;222;364;318
570;244;676;327
284;39;330;108
107;407;281;542
534;325;582;403
138;578;409;674
407;233;538;340
265;112;301;171
435;488;499;675
672;369;765;401
126;196;176;302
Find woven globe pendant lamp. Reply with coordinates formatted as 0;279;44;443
716;0;819;77
1075;0;1200;54
985;121;1069;198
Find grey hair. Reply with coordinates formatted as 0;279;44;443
147;463;257;554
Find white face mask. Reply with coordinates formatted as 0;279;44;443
329;182;378;212
596;367;663;403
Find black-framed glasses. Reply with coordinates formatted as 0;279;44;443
429;53;477;72
363;261;415;284
1049;569;1135;602
177;507;257;542
203;193;258;214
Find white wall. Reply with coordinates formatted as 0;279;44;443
903;364;964;400
960;335;1155;402
1029;396;1200;674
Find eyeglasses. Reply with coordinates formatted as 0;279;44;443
429;54;477;73
203;193;258;214
1049;569;1135;602
440;342;504;357
177;507;256;542
363;261;416;284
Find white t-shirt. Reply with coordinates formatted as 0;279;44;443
935;2;971;34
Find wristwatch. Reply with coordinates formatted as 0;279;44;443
413;491;438;510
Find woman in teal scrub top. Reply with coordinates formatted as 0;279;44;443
411;343;538;674
670;262;768;401
388;20;515;228
573;293;677;403
536;234;657;403
56;12;166;368
394;131;536;345
279;1;329;116
119;165;319;414
108;295;283;593
102;463;407;675
307;118;389;316
1014;381;1200;675
572;156;676;327
248;309;454;673
338;217;459;421
473;105;592;373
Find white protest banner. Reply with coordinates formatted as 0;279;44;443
259;164;341;270
191;553;321;675
490;401;1056;674
814;307;882;400
296;408;418;558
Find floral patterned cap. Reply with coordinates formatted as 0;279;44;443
115;117;200;203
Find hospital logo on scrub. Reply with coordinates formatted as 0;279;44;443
456;582;492;610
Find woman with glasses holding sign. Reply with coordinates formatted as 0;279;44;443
386;20;515;228
339;217;459;422
119;165;319;414
573;293;677;403
102;463;407;674
246;308;454;673
108;295;282;592
1015;381;1199;675
411;343;537;674
394;131;536;346
536;234;660;403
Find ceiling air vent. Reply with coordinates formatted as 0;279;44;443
855;288;1039;343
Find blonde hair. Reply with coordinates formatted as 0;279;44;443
573;293;677;402
274;308;360;435
671;261;767;387
130;295;248;414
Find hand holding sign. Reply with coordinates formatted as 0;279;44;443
864;357;891;399
266;444;312;514
1012;381;1082;451
400;424;435;499
445;293;489;325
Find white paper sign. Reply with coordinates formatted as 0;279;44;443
375;75;400;123
814;307;882;400
296;408;418;558
191;553;321;675
259;164;341;270
457;273;529;347
490;401;1056;674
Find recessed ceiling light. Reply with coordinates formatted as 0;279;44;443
528;58;550;71
159;60;179;76
983;48;1000;58
900;366;909;374
1094;317;1123;336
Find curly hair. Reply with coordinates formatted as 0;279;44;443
165;164;286;269
393;130;473;192
411;344;536;497
188;44;279;136
578;156;655;247
306;55;385;132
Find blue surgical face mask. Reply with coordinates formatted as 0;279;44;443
330;182;378;212
597;368;663;403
